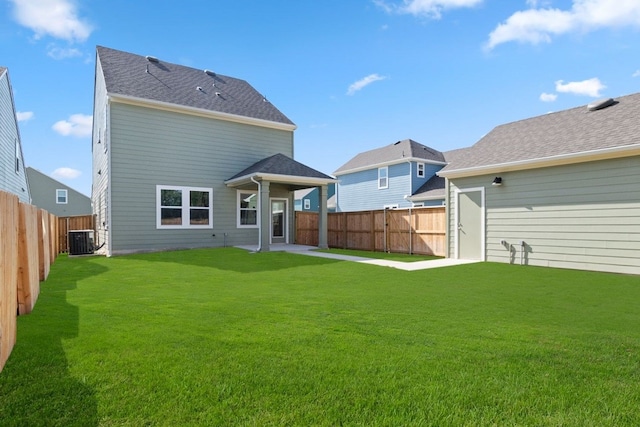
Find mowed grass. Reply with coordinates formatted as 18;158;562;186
1;248;639;426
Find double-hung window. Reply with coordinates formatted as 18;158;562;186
56;189;68;204
156;185;213;229
378;166;388;189
417;163;425;178
15;139;20;173
237;190;258;228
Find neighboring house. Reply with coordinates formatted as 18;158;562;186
333;139;448;212
438;94;640;275
0;66;30;203
26;167;91;217
92;46;334;256
294;183;336;212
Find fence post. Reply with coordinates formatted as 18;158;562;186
0;191;19;372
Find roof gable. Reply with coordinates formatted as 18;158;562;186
441;92;640;176
334;139;445;175
96;46;294;127
227;153;334;181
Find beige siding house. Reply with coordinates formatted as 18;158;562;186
439;94;640;275
92;46;333;256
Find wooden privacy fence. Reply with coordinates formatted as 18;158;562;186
57;214;96;253
1;190;58;373
295;206;446;256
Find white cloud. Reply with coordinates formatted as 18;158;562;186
375;0;482;19
555;78;606;97
486;0;640;50
52;114;92;137
17;111;34;122
539;92;557;102
52;167;81;180
347;74;387;95
633;70;640;77
9;0;93;43
47;45;82;60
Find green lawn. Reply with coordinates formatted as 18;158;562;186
1;248;639;426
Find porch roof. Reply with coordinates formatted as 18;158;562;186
225;153;336;190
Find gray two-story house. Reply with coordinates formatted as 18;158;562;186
92;46;334;256
26;167;91;217
0;66;30;203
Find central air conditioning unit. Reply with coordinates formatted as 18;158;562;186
68;230;95;255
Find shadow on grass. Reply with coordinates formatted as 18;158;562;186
129;247;344;273
0;257;107;426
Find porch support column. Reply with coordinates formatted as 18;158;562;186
318;184;329;249
260;180;271;252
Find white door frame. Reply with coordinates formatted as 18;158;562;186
454;187;485;261
269;197;289;244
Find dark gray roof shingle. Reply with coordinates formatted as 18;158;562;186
228;153;333;181
412;175;445;198
97;46;294;126
442;92;640;173
334;139;445;175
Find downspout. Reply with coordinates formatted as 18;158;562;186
444;177;450;258
250;176;262;252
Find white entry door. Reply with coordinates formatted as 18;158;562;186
456;188;485;260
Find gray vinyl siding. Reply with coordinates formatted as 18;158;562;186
108;102;293;254
26;168;91;217
337;163;413;212
0;70;30;203
91;59;110;252
447;156;640;274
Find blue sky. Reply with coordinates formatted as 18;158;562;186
2;0;640;197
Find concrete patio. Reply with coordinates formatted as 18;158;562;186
235;244;481;271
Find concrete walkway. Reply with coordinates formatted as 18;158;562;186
236;244;480;271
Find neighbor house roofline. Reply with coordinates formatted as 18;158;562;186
108;93;298;132
334;157;447;176
438;143;640;179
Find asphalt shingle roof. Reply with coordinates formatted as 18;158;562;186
334;139;445;175
97;46;294;126
441;92;640;173
228;153;334;181
410;147;469;198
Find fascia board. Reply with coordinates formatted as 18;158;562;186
225;173;337;187
438;144;640;179
108;93;297;132
408;193;445;202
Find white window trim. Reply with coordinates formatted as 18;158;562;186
237;190;259;228
56;189;68;204
383;203;399;210
417;162;425;178
15;139;20;173
378;166;388;189
303;198;311;210
156;185;213;229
